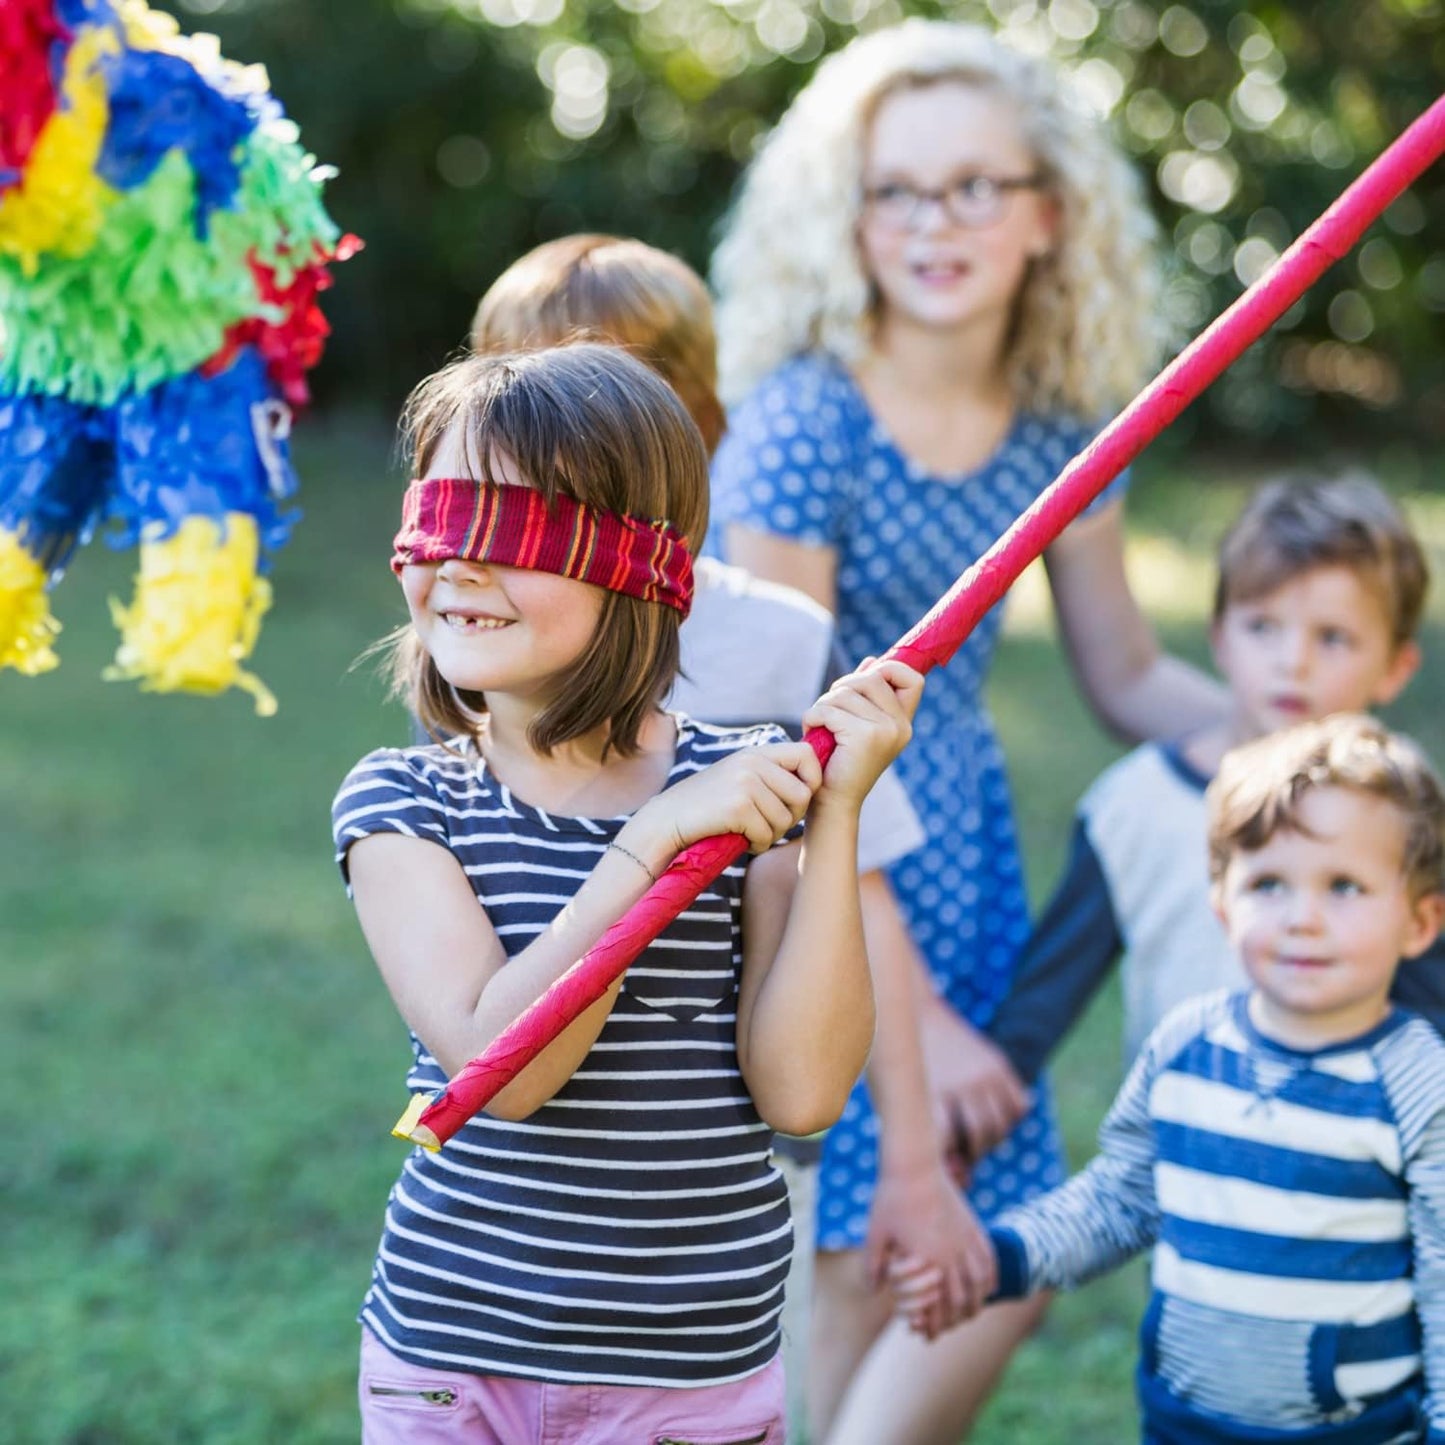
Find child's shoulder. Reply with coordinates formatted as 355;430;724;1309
674;560;834;726
672;713;792;757
1080;740;1208;822
334;741;481;812
670;716;796;780
1140;988;1239;1070
690;556;834;632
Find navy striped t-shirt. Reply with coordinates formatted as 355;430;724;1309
332;716;796;1387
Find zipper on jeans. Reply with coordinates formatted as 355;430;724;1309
367;1384;459;1405
656;1433;767;1445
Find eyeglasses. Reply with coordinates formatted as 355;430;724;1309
861;174;1044;231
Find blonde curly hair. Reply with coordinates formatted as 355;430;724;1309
712;19;1165;416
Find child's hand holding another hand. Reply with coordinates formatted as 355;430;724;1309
888;1239;998;1338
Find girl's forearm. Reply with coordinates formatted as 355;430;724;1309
1093;651;1227;743
465;839;659;1115
742;801;876;1135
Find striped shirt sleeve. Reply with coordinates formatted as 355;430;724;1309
331;747;452;890
1376;1019;1445;1441
990;995;1223;1296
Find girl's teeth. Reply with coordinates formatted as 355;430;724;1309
445;614;510;631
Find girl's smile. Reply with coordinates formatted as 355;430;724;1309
403;554;601;700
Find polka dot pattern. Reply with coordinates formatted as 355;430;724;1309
711;354;1124;1246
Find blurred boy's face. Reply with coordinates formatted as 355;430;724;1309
1215;786;1443;1048
1212;565;1419;739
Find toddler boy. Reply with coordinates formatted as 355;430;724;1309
984;715;1445;1442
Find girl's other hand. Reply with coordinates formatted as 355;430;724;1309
921;992;1031;1168
802;658;923;809
628;741;822;861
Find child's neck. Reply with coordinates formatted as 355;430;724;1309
855;312;1016;475
1247;988;1393;1053
479;697;677;819
864;309;1012;402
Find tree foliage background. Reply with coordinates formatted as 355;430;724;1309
183;0;1444;452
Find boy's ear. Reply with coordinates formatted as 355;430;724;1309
1210;880;1229;930
1402;890;1445;960
1374;640;1422;707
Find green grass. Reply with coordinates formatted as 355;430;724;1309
4;427;1444;1443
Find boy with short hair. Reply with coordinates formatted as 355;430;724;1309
984;475;1443;1105
983;714;1445;1442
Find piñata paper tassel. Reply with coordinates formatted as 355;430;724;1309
104;512;276;714
0;528;61;674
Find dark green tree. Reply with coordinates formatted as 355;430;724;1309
182;0;1444;447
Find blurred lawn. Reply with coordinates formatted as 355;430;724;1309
4;420;1444;1443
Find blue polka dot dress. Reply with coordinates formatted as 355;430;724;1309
710;353;1125;1248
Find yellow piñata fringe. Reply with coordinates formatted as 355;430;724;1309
105;513;277;714
0;528;61;675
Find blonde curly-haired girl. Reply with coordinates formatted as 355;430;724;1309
708;19;1225;1444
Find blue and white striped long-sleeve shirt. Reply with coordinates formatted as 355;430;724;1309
991;991;1445;1444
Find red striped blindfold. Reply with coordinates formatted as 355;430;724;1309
391;478;694;616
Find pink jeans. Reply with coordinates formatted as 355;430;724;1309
359;1327;787;1445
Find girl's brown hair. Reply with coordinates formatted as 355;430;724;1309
388;344;709;757
470;235;727;456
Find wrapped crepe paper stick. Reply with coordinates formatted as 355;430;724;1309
397;90;1445;1151
0;23;118;275
108;347;297;555
0;0;70;191
104;511;276;714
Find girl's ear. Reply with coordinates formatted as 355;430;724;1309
1027;187;1061;261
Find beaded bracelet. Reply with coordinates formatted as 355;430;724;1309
607;839;658;885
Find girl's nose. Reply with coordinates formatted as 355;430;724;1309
438;556;488;583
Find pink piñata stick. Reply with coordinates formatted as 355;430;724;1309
397;93;1445;1151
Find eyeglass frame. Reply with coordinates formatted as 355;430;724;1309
860;173;1047;232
